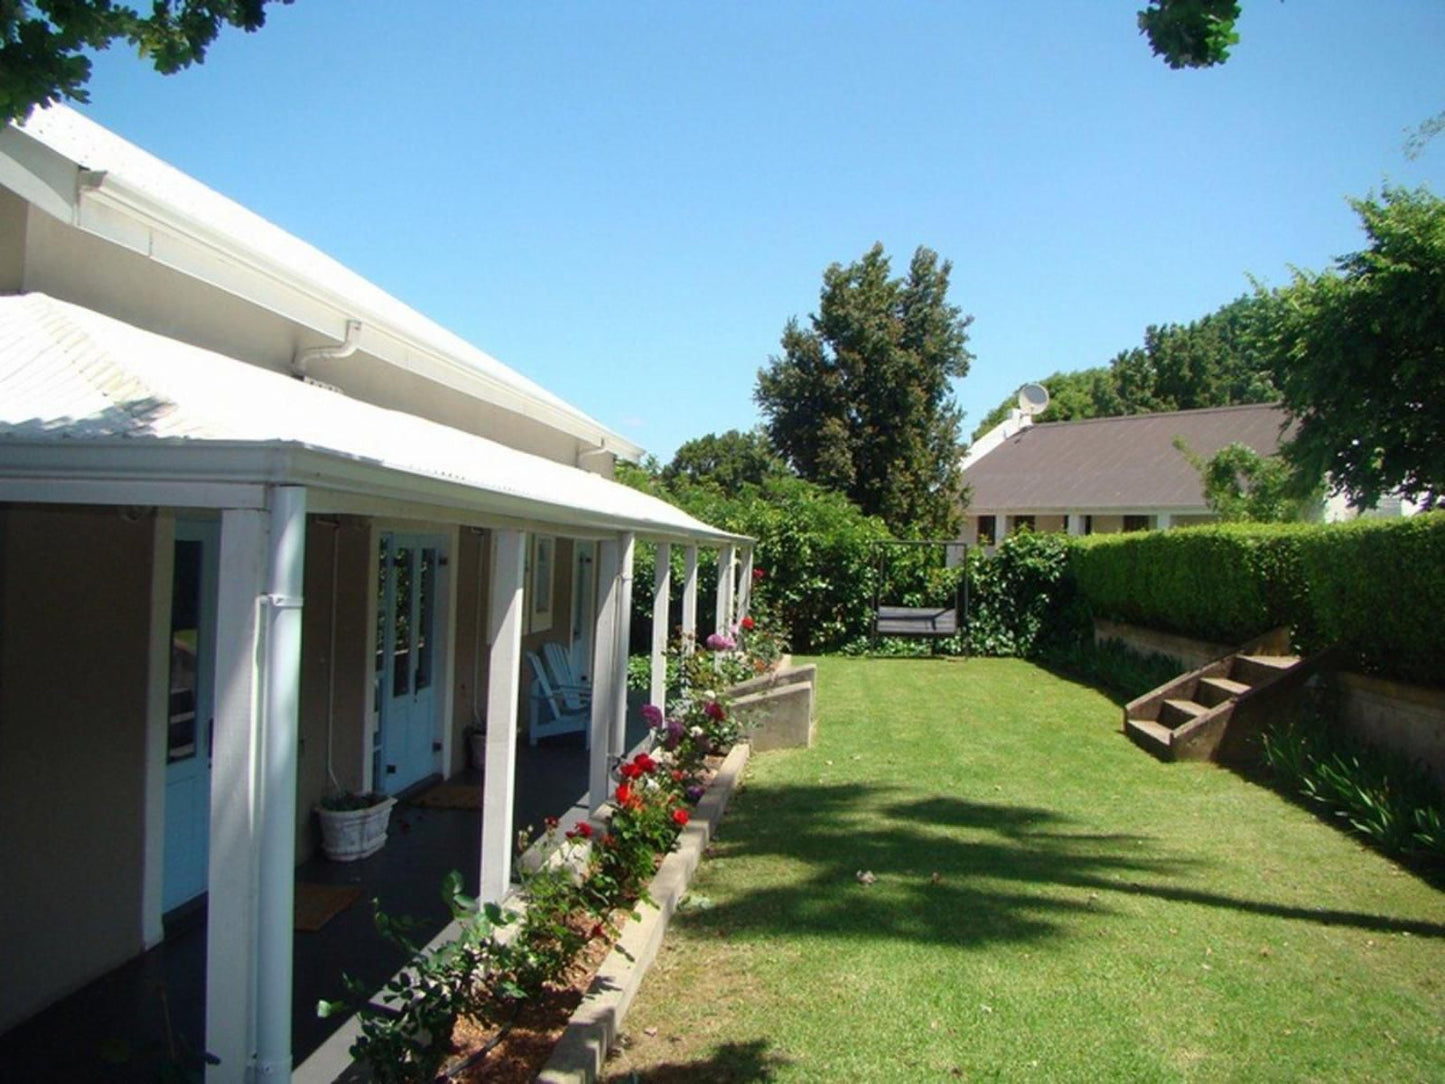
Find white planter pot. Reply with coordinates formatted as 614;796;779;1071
317;797;397;862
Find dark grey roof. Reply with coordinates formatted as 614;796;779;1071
962;404;1293;513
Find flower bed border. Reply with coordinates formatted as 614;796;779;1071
536;740;751;1083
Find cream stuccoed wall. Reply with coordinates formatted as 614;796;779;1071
0;505;155;1032
19;208;600;469
0;188;26;292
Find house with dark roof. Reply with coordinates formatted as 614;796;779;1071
958;403;1294;546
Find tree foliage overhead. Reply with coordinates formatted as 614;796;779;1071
1;1;290;124
1174;439;1322;523
662;429;789;498
970;295;1278;442
1138;0;1242;69
1253;186;1445;511
755;243;973;538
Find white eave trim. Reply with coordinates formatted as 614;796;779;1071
3;123;644;463
0;439;747;546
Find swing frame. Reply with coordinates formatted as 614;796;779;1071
869;538;969;653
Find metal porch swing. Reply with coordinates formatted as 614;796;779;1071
869;538;969;653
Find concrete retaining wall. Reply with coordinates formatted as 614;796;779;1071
1097;619;1445;785
729;663;817;752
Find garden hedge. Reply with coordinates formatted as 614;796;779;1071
1069;512;1445;688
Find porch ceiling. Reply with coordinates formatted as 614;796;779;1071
0;293;748;546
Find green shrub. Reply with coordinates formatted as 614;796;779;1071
1038;636;1187;701
1069;513;1445;686
965;530;1085;657
1294;513;1445;687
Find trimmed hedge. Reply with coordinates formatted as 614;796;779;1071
1070;513;1445;688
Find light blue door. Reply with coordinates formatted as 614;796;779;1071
163;520;219;912
375;534;444;794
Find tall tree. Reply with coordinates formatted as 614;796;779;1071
663;429;788;497
1254;186;1445;510
970;295;1277;442
1;1;290;124
1138;1;1242;69
756;244;973;537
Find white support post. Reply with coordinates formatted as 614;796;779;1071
1155;512;1173;531
256;487;306;1082
206;485;307;1084
650;542;671;713
737;546;754;622
714;544;735;635
207;507;266;1083
681;545;698;654
610;534;636;757
588;539;621;815
480;528;526;904
996;516;1011;546
1067;513;1086;537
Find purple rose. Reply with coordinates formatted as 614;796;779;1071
641;703;664;727
705;632;736;651
663;719;685;751
685;785;705;804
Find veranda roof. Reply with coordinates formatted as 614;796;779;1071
962;403;1294;514
0;293;746;545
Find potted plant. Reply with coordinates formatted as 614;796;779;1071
465;712;486;771
317;791;396;861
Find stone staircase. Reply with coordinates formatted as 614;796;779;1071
1124;629;1326;763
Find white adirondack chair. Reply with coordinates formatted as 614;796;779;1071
526;651;590;747
542;641;591;712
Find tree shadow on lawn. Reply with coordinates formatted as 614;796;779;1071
605;1038;791;1082
693;784;1445;948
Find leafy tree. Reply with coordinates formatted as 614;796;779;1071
662;429;788;497
1;1;290;124
1138;1;1242;69
1174;439;1322;522
1253;186;1445;511
970;295;1276;442
756;243;973;538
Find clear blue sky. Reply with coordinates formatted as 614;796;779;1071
73;1;1443;461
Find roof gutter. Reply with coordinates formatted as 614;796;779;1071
291;319;362;379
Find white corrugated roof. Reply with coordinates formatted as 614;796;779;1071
11;105;641;459
0;293;743;543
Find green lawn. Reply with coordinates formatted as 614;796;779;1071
605;657;1445;1082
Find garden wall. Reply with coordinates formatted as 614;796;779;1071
1096;618;1445;785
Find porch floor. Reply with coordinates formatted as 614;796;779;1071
0;713;646;1082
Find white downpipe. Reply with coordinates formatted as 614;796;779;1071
291;319;362;379
323;518;341;793
611;534;636;757
255;486;307;1081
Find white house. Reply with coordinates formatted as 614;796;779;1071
0;106;749;1080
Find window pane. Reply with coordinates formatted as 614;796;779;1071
393;547;412;696
168;540;201;763
416;548;435;691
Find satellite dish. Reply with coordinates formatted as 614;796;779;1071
1017;383;1050;416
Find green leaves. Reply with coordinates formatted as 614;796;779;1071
1137;1;1242;70
1;1;291;123
757;243;973;538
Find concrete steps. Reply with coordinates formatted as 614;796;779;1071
1124;631;1313;762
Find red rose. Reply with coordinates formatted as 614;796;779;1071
544;815;559;830
589;923;604;939
576;821;594;838
615;783;634;806
671;769;686;783
741;615;755;631
704;700;726;721
752;567;765;582
671;808;690;827
620;763;642;781
633;753;657;774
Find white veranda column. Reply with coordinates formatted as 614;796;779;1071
610;534;636;756
1067;513;1086;536
737;546;754;621
480;528;526;904
681;545;699;654
714;544;736;635
650;541;671;712
588;539;622;815
995;515;1010;546
1156;512;1173;530
206;485;307;1084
